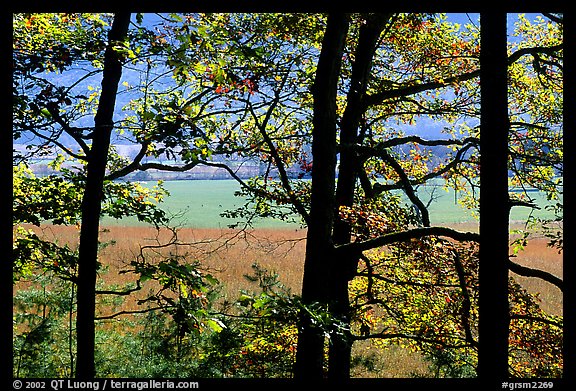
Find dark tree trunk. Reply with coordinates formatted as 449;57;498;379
478;12;510;380
328;13;392;380
294;13;349;380
564;11;574;384
75;13;130;379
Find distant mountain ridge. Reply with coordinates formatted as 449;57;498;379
15;141;458;182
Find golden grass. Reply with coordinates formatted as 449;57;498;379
350;341;433;378
509;239;563;316
14;222;562;377
96;226;307;296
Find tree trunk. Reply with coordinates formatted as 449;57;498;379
75;13;130;379
564;12;574;384
328;13;392;380
294;13;349;380
478;12;510;380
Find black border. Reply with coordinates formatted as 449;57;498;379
5;1;573;389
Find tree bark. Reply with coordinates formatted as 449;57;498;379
75;13;131;379
294;13;349;380
563;11;574;384
478;12;510;380
328;13;392;380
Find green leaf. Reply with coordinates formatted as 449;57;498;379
40;108;52;118
204;274;219;286
204;318;225;333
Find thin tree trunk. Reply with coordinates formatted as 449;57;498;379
478;12;510;380
294;13;349;380
75;12;130;379
328;13;392;380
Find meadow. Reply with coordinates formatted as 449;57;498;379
30;225;561;377
103;179;560;229
17;179;563;377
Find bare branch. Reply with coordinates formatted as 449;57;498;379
95;306;167;321
507;44;563;65
135;161;200;172
376;147;431;227
451;250;476;346
370;141;478;194
508;260;563;292
24;125;88;161
336;226;480;255
247;75;311;225
542;13;563;24
363;69;479;109
96;280;141;296
45;103;91;156
105;141;151;180
355;270;460;289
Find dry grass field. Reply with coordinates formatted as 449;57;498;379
16;222;563;377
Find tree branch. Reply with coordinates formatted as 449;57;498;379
339;226;563;290
105;141;151;180
248;76;311;225
363;69;480;109
370;141;477;194
452;250;476;346
542;13;563;24
508;259;563;292
352;328;473;349
45;103;92;156
19;123;87;161
507;44;563;65
378;135;480;149
134;160;200;172
95;306;166;321
355;270;460;289
377;147;431;227
510;314;563;328
95;280;141;296
336;226;480;255
363;44;562;109
196;160;285;204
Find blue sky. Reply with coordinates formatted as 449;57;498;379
15;13;553;151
